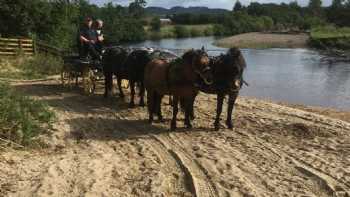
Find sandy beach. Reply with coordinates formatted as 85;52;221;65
0;79;349;196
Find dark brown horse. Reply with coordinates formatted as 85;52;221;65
124;48;154;107
144;48;213;130
102;46;131;98
197;47;247;131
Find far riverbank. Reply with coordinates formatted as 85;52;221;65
214;32;309;48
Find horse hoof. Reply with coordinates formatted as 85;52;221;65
186;124;193;129
171;122;177;131
214;123;220;131
128;103;135;108
226;121;233;130
104;93;110;98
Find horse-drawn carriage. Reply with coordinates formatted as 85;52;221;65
61;55;104;95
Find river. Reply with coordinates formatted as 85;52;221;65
127;36;350;110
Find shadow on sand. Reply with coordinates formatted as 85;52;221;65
13;82;216;142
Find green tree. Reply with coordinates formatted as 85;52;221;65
150;17;161;31
129;0;147;18
233;0;243;12
308;0;322;17
331;0;344;8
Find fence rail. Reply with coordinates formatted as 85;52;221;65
35;41;66;57
0;38;34;56
0;38;68;57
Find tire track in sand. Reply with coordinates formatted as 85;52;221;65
114;114;194;196
116;112;218;197
153;134;219;197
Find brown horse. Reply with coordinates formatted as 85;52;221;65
197;47;247;130
144;48;213;130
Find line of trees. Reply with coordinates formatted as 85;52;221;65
169;0;350;36
1;0;350;49
0;0;147;50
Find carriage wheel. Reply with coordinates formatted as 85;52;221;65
61;66;72;87
82;68;96;95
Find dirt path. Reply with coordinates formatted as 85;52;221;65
0;79;349;197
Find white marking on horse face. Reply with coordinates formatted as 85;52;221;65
234;79;241;88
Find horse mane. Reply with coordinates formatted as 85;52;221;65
227;47;246;69
182;49;196;64
181;49;207;64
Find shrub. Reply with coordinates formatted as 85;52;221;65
0;53;63;80
203;27;214;36
0;82;55;146
174;25;191;38
150;16;161;31
190;28;203;37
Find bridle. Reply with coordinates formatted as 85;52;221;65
192;53;212;85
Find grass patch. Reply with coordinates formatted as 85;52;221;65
0;82;55;147
311;26;350;39
146;24;214;39
0;53;63;80
310;26;350;49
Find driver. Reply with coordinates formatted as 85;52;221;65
78;17;101;63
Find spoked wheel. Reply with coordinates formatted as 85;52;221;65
61;65;72;87
82;67;96;95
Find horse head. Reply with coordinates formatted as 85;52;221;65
183;48;213;85
224;47;246;90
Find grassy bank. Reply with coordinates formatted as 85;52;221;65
0;82;55;147
310;26;350;50
0;54;63;80
145;24;214;40
215;32;309;49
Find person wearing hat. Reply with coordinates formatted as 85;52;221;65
78;17;100;63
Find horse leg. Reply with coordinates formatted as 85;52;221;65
171;96;179;131
168;96;173;106
156;94;164;122
139;81;145;107
117;77;124;98
104;72;112;98
189;94;196;120
184;99;193;129
214;93;225;131
129;80;135;108
147;91;154;124
226;92;239;129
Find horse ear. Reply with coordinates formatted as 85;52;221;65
201;46;205;51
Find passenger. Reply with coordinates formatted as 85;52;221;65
94;19;104;54
78;17;101;63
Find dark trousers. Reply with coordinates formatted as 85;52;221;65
79;42;101;60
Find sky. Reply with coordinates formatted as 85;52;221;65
91;0;333;9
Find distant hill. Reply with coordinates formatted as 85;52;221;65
145;6;229;16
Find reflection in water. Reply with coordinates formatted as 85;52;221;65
128;37;350;110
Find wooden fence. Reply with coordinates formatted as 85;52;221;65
0;38;66;57
35;41;66;57
0;38;34;56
